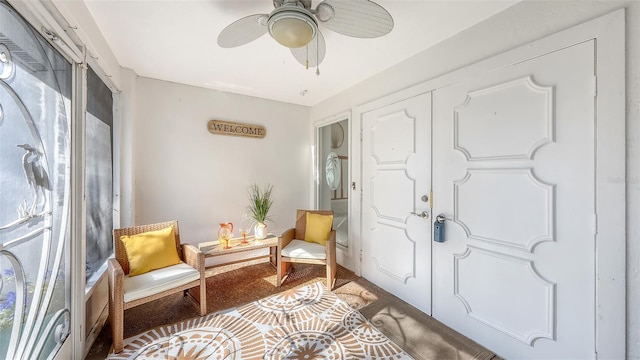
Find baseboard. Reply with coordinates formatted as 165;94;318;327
84;302;109;358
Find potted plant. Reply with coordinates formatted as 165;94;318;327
247;184;273;239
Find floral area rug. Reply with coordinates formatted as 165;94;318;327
108;281;413;359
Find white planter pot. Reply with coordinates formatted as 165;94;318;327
254;223;267;239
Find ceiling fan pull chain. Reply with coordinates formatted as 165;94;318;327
306;43;309;70
316;35;320;76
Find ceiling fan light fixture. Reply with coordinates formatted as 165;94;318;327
268;8;317;48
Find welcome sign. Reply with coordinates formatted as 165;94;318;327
207;120;266;139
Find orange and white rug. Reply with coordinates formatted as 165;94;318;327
108;281;412;359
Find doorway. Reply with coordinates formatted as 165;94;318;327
317;119;349;250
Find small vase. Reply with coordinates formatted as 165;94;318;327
255;223;267;239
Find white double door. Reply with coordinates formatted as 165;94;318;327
361;40;596;358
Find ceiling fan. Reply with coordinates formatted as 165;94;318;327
217;0;394;72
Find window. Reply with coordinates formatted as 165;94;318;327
85;67;114;284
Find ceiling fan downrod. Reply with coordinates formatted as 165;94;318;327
273;0;312;10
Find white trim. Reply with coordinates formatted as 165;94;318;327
84;262;107;298
6;0;122;92
313;110;351;206
354;9;625;357
351;108;362;277
112;91;122;230
70;58;88;360
7;0;82;63
592;9;626;359
313;110;351;128
48;0;122;90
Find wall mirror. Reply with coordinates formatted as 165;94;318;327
330;123;344;149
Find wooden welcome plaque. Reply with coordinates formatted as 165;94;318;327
207;120;266;139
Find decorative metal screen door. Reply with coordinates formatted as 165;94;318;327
0;2;72;359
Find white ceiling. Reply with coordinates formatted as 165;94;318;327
84;0;519;106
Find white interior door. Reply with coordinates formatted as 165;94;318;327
432;41;596;358
361;93;432;314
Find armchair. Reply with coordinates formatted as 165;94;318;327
277;210;336;289
108;220;206;353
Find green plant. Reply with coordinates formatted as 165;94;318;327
0;268;65;331
247;184;273;225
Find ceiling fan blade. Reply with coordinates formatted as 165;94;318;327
217;14;269;48
317;0;393;38
290;31;326;68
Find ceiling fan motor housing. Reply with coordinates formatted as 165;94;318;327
268;6;318;48
272;0;312;10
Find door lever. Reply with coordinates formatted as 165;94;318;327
411;211;430;219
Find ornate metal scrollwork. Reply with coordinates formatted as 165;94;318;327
0;3;71;359
0;43;14;80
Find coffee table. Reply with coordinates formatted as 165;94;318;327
198;234;278;270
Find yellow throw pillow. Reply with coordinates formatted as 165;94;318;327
121;226;181;276
304;212;333;246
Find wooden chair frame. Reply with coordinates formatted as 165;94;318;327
277;210;336;289
107;220;206;353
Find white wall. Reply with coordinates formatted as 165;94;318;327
311;1;639;357
131;77;312;245
117;68;137;228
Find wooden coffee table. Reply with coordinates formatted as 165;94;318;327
198;234;278;271
191;235;280;310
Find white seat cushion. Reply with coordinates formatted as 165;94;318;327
123;262;200;303
281;239;327;260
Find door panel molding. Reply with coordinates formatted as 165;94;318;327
454;76;554;161
371;222;415;283
454;168;555;252
371;169;413;221
370;110;416;165
454;246;556;345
